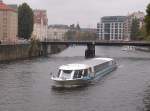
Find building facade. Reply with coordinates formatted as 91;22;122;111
97;16;126;41
47;25;69;40
124;11;145;41
32;9;48;41
0;1;18;43
80;28;97;33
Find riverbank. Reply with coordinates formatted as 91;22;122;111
0;43;67;62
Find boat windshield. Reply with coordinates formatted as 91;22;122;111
60;70;72;79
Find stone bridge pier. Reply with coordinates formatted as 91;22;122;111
85;43;95;58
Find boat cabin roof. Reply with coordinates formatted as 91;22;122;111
59;58;113;70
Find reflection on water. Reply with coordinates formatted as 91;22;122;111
51;85;89;95
0;46;150;111
144;86;150;111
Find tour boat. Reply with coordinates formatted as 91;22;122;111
51;58;117;88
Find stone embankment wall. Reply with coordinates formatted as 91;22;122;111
50;45;67;54
0;43;67;62
0;44;37;62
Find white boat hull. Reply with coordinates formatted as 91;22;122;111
51;79;90;88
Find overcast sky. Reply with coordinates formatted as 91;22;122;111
3;0;150;28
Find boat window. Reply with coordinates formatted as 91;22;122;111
73;71;78;79
83;69;88;77
57;70;61;77
73;70;83;79
94;62;109;73
63;70;72;74
78;70;83;78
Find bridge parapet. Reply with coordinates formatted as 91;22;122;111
41;40;150;46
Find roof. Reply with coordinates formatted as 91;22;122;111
101;16;126;23
34;10;48;25
8;4;18;10
48;24;69;29
59;58;113;70
0;2;17;12
59;64;89;70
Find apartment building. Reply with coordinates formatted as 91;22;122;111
32;9;48;41
97;16;126;40
48;25;69;40
124;11;145;40
0;0;18;43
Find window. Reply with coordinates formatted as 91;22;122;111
104;23;110;33
54;32;57;36
73;70;83;79
63;70;72;74
73;71;78;79
115;29;118;33
94;62;109;73
111;34;113;38
83;69;88;77
3;32;7;37
78;70;83;78
97;24;100;28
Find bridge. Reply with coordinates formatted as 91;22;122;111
41;40;150;46
41;40;150;58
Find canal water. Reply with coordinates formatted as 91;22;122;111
0;46;150;111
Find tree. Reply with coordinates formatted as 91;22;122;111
76;24;80;30
65;23;97;40
18;3;34;39
70;24;75;30
130;18;140;40
64;30;97;41
145;3;150;36
64;30;76;40
138;25;147;40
